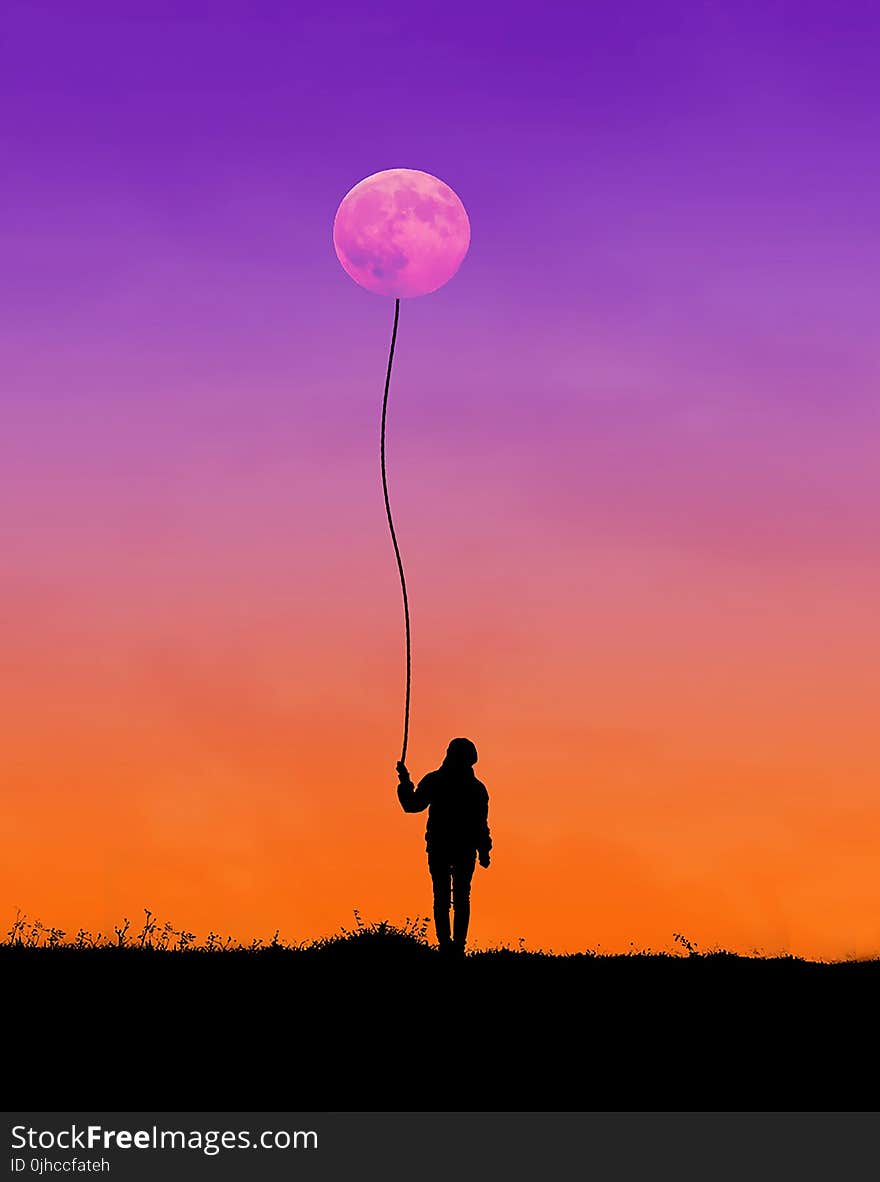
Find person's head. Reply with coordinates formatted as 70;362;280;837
444;737;478;768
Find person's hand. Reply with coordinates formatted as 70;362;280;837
396;760;411;782
479;851;491;869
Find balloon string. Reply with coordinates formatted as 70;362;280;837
380;298;411;764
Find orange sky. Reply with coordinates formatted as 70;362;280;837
4;452;879;960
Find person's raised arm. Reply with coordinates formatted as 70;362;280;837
396;762;432;812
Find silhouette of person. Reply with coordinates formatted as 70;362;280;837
396;737;492;957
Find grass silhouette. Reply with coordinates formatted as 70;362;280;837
5;908;877;1110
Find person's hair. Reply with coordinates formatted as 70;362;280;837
445;737;478;766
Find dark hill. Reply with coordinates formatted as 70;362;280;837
5;925;877;1110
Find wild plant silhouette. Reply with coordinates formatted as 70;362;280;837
5;907;877;1111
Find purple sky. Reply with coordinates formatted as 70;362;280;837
5;1;878;592
6;3;878;414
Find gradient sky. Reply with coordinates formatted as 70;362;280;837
3;1;879;958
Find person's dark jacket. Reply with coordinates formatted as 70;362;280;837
397;762;492;860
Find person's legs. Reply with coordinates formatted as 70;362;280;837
428;855;452;949
451;853;477;953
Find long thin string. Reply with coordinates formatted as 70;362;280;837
379;298;411;764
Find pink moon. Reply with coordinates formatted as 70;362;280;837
333;168;470;298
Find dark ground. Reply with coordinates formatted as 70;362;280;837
5;930;877;1110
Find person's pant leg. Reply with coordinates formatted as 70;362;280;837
428;855;452;946
451;853;476;950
